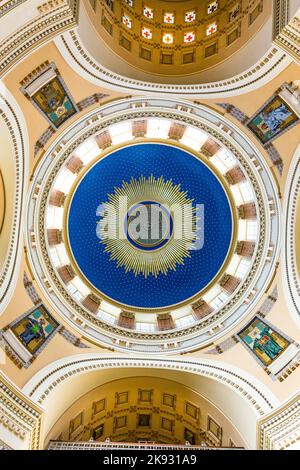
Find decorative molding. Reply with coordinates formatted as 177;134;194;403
0;439;11;450
56;30;291;98
282;144;300;328
274;7;300;62
23;272;41;306
47;440;239;450
77;92;109;111
27;104;276;346
0;0;296;96
0;371;43;450
34;127;56;156
0;88;28;315
0;0;79;78
59;326;90;349
37;0;66;14
0;0;28;17
0;169;5;234
273;0;290;38
23;355;279;416
257;391;300;449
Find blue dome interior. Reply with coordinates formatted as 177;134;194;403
67;143;233;310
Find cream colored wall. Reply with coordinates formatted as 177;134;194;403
35;367;254;447
212;61;300;182
0;42;300;394
187;275;300;404
0;0;42;42
2;41;125;178
0;170;4;234
0;253;101;386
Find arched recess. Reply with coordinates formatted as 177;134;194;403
282;144;300;328
23;355;279;449
54;0;293;98
0;86;29;314
46;375;247;448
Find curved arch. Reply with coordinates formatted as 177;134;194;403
55;28;291;99
282;144;300;328
52;0;294;98
0;86;29;314
23;354;280;449
0;169;5;235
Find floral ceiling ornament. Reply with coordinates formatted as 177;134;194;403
185;10;196;23
164;12;175;24
143;6;153;20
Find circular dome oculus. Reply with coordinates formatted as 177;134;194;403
125;201;174;251
66;143;234;310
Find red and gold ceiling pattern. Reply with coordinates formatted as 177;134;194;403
85;0;270;75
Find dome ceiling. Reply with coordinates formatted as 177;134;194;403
0;0;300;453
26;97;280;353
67;142;234;310
84;0;272;78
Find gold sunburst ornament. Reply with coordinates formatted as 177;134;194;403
97;175;198;278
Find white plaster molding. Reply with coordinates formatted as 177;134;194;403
0;85;29;315
268;344;300;375
0;0;78;78
0;0;294;98
281;144;300;328
258;390;300;449
0;370;43;450
23;354;279;414
55;29;292;99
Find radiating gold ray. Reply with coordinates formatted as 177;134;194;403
98;175;198;278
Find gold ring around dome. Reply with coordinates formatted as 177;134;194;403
62;139;238;313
